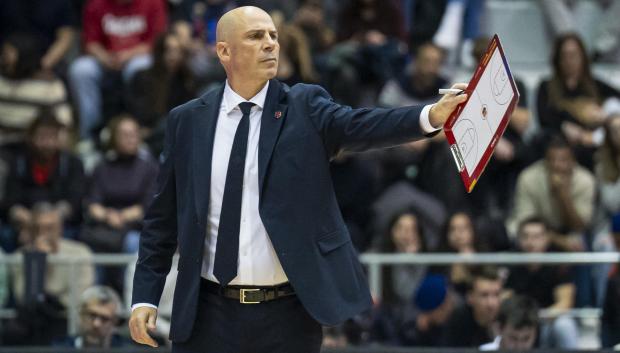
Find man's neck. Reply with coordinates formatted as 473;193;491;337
227;76;268;100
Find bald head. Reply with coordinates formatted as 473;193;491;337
215;6;279;95
216;6;272;43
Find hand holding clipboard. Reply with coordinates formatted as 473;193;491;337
443;35;520;193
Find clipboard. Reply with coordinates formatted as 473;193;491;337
444;34;520;193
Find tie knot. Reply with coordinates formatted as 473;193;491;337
238;102;255;116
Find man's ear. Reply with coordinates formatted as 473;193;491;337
216;42;230;63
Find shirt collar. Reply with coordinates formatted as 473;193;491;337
223;80;270;114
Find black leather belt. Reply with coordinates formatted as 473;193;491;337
201;278;296;304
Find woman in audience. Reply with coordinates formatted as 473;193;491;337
434;211;487;296
272;10;318;86
379;209;428;305
0;33;72;147
127;31;197;155
83;115;157;253
536;33;620;169
81;115;157;291
372;209;428;345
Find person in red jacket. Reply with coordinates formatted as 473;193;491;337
68;0;167;141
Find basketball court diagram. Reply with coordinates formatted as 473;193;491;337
451;47;515;174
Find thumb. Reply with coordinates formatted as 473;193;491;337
147;312;157;331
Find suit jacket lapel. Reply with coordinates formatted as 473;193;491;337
193;85;224;225
258;79;288;195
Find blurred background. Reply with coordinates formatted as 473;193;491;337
0;0;619;351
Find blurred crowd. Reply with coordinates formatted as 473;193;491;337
0;0;619;350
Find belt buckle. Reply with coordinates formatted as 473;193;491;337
240;288;261;304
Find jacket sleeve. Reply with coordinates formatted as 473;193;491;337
131;108;180;306
303;85;428;157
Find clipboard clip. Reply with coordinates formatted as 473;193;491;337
450;144;465;172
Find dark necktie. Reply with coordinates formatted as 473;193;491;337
213;102;255;285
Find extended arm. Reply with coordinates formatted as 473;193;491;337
305;83;467;157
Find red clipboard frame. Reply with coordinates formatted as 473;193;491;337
443;34;520;193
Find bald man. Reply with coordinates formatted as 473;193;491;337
129;6;467;353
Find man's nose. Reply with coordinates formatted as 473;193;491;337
264;35;276;51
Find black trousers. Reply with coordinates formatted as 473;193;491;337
171;281;323;353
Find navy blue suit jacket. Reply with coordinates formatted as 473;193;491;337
132;79;429;342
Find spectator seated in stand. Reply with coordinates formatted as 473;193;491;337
508;135;595;251
442;266;502;348
167;0;236;81
3;202;94;345
272;10;319;86
0;112;84;251
378;42;448;108
127;31;198;156
81;114;157;291
291;0;335;74
327;0;406;107
53;285;130;348
536;33;620;169
371;210;429;345
432;211;488;296
505;217;578;349
68;0;168;142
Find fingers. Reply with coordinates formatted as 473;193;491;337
129;308;159;348
147;312;157;331
451;82;468;91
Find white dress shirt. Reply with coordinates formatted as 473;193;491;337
203;80;289;285
132;83;438;311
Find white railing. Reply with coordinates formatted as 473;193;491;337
360;252;620;298
0;252;618;335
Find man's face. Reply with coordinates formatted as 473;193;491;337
414;45;443;80
80;301;118;347
467;279;502;326
518;222;549;253
499;324;537;350
222;10;279;83
546;147;574;175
